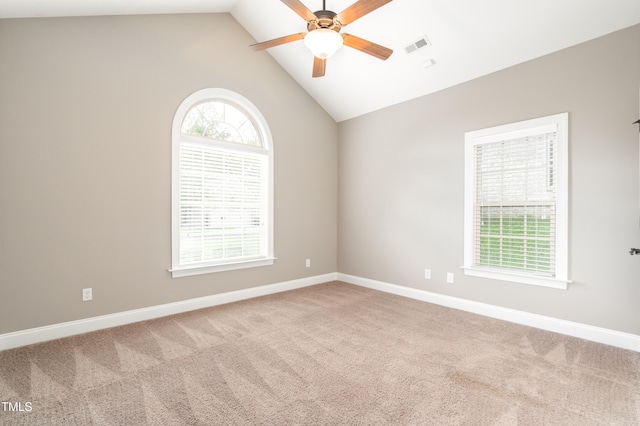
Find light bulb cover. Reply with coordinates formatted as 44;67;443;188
304;29;343;59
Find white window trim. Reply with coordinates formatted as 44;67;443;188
463;113;569;289
170;88;275;278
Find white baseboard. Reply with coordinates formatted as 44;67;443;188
3;271;638;353
0;273;338;351
338;273;640;352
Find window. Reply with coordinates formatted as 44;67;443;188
171;89;274;277
463;113;568;289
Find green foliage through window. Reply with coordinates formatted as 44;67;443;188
181;101;261;147
478;207;553;273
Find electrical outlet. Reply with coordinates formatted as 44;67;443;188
446;273;454;284
305;259;311;268
82;288;92;301
424;269;431;279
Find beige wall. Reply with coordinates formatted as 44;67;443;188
0;14;338;334
338;25;640;335
1;13;638;338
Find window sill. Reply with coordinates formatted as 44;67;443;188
462;266;569;290
170;257;276;278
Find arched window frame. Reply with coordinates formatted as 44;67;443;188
171;88;274;278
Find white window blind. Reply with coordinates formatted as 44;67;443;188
474;132;556;275
463;113;568;289
179;144;267;266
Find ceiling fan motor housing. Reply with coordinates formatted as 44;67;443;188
307;9;342;32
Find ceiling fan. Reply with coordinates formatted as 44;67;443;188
250;0;394;78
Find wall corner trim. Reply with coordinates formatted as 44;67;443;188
0;273;338;351
337;273;640;352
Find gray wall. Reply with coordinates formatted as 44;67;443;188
338;24;640;335
0;14;338;334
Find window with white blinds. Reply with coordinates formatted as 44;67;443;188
463;113;568;289
179;145;267;266
171;89;274;277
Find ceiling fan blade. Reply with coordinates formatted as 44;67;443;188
312;56;326;78
342;34;393;60
336;0;392;26
250;33;307;51
281;0;318;21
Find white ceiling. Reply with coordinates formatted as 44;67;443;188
2;0;639;122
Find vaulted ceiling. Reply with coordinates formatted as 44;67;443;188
2;0;639;121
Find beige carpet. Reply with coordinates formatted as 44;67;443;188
0;281;638;425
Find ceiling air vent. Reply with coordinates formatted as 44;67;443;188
404;36;431;54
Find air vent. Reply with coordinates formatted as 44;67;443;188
404;36;431;54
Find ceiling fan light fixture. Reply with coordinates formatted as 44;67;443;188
304;29;343;59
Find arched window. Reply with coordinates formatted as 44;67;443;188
171;89;274;277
